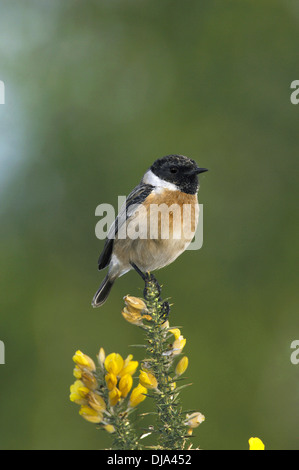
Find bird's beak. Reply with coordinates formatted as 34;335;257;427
185;167;208;176
195;167;208;174
187;167;208;176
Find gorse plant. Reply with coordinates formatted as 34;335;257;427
69;273;205;450
69;273;266;450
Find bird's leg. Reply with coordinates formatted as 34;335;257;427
130;262;161;301
130;262;146;281
130;262;169;323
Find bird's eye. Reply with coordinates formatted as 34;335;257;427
170;167;178;174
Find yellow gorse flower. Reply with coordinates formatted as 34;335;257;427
79;405;103;424
185;412;205;429
88;391;106;412
175;356;189;376
103;352;139;406
122;295;152;326
70;380;89;405
75;368;98;390
119;354;138;377
70;347;146;436
139;370;158;390
109;387;122;406
104;424;115;433
105;372;118;391
172;335;187;355
73;366;82;379
128;383;148;408
73;350;96;371
105;353;124;376
248;437;265;450
166;329;187;356
119;374;133;398
169;328;181;340
124;295;147;312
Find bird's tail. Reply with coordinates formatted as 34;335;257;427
92;275;115;308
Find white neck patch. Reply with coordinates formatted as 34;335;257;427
143;170;178;191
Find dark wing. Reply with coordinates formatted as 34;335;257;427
98;183;153;270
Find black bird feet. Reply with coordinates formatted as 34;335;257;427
143;272;162;301
130;262;161;301
160;301;170;321
130;262;170;320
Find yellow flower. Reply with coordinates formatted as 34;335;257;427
73;363;97;390
172;336;187;355
122;307;152;326
185;412;205;429
79;405;103;424
124;295;147;313
119;373;133;398
88;392;106;412
105;372;118;391
119;355;138;377
169;328;181;340
249;437;265;450
128;384;148;408
69;380;89;405
109;387;121;406
175;356;189;376
139;370;158;390
73;366;82;379
105;353;124;376
104;424;115;433
122;295;152;325
72;350;96;372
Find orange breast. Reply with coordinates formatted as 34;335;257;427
143;189;199;239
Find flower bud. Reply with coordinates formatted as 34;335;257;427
175;356;189;376
73;350;96;371
98;347;105;366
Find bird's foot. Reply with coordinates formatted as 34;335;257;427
160;301;170;322
143;271;161;301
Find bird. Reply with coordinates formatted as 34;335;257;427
92;154;208;307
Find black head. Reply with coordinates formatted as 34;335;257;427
150;154;208;194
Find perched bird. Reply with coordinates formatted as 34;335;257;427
92;154;207;307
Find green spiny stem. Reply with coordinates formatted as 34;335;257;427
143;274;187;450
110;411;141;450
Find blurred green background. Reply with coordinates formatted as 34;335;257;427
0;0;298;450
